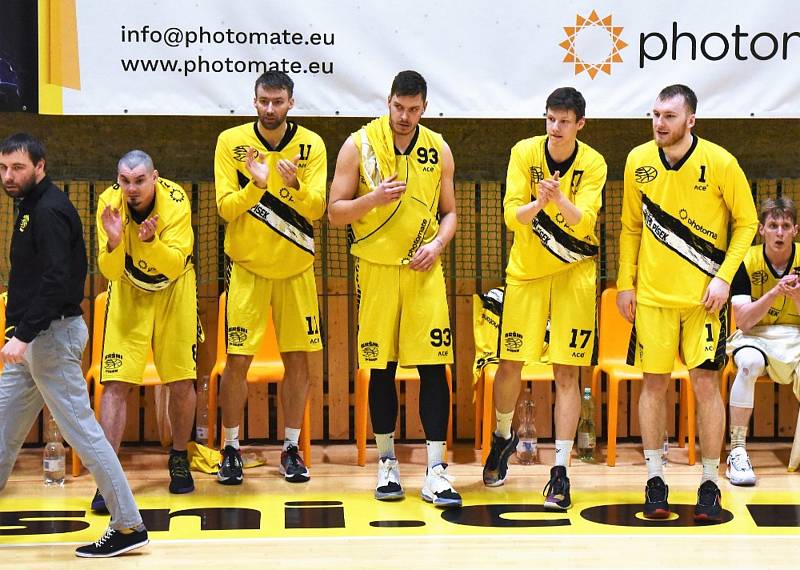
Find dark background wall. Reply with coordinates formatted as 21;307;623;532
1;114;798;182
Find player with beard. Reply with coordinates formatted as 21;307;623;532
328;70;460;507
91;150;200;510
0;133;147;557
617;85;757;522
214;71;326;484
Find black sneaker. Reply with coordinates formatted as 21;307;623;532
90;489;108;514
694;480;723;522
482;431;519;487
217;445;243;485
542;465;571;510
168;451;195;494
280;445;310;483
643;476;670;519
75;526;149;558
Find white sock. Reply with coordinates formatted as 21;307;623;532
223;426;240;450
375;432;395;459
701;457;720;484
555;439;573;467
283;427;301;451
645;449;664;480
426;440;446;468
494;410;514;440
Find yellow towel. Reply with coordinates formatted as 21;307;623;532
357;115;396;188
187;441;268;473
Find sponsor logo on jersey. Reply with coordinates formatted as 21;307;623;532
360;341;379;361
169;187;185;202
227;326;248;347
678;209;719;240
104;353;124;374
504;332;523;352
634;166;658;183
559;10;628;79
18;214;29;232
232;145;258;162
751;270;769;285
530;166;544;184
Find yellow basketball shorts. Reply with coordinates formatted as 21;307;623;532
101;270;200;385
627;303;726;373
225;262;322;355
356;258;452;369
499;260;597;366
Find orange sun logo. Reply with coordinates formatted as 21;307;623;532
559;10;628;79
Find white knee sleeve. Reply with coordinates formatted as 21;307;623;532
729;347;766;409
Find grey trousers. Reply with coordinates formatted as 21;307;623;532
0;316;142;530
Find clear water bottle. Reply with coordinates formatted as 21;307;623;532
662;429;670;467
515;389;538;464
43;410;65;486
195;375;209;443
577;387;596;462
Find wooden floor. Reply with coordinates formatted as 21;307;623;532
2;442;799;568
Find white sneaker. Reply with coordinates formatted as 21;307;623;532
375;457;404;500
726;447;757;486
421;463;462;508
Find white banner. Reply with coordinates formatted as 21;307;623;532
45;0;800;117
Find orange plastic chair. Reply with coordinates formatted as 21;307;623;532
73;291;166;476
208;292;312;465
355;366;453;467
591;287;696;466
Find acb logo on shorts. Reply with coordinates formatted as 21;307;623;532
104;353;124;374
634;166;658;184
360;341;379;362
227;326;248;347
504;332;523;352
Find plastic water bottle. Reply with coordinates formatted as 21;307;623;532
515;389;538;464
577;387;596;462
195;375;209;443
43;411;65;486
662;430;670;467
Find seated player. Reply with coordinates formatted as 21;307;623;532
726;197;800;485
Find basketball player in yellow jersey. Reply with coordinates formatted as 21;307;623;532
726;197;800;486
95;150;199;509
328;70;460;507
215;71;325;485
483;88;606;511
617;85;757;522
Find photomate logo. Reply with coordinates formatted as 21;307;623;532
640;23;800;68
559;10;628;79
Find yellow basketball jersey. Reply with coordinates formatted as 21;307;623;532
349;123;443;265
504;135;606;282
732;244;800;325
215;121;326;279
619;135;757;308
97;177;194;291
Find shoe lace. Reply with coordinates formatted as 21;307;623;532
429;464;455;491
646;480;667;502
698;482;720;506
485;437;503;470
730;451;752;472
94;527;116;547
285;446;303;468
542;475;565;498
169;455;190;478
